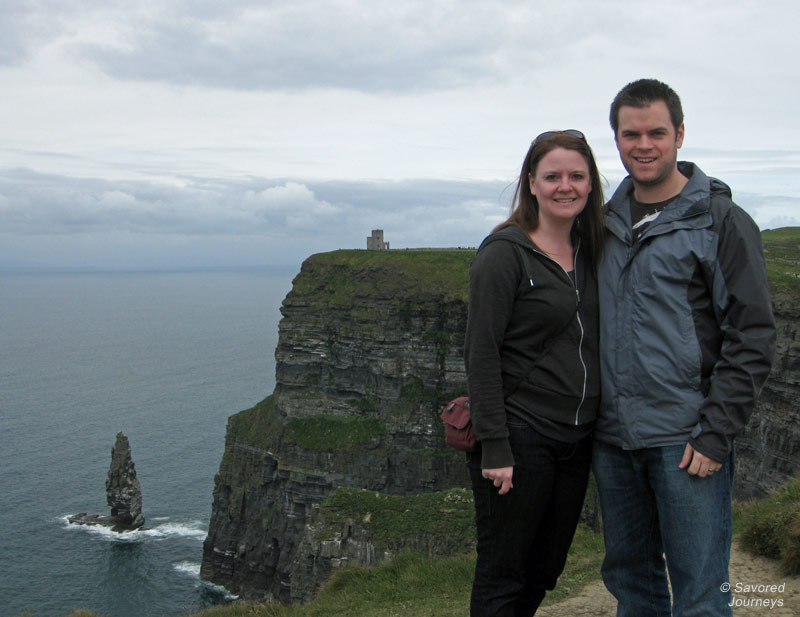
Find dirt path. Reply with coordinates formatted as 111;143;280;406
537;545;800;616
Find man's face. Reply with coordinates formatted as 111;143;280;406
615;101;684;190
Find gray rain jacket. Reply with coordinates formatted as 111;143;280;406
595;162;776;462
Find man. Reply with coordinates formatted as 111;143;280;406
593;78;776;617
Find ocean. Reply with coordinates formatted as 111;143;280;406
0;268;296;617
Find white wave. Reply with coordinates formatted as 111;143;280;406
200;580;240;601
174;561;240;601
174;561;202;578
62;516;144;542
142;521;207;540
62;515;207;542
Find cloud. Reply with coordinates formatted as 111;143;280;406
0;2;59;64
67;1;515;93
242;183;341;230
0;169;341;235
734;191;800;232
310;178;510;246
0;168;508;268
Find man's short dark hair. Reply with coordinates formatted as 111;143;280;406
610;78;684;135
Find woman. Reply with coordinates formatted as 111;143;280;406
464;130;605;617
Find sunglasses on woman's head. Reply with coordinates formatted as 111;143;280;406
531;129;585;146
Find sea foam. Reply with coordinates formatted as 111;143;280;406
174;561;201;577
63;515;207;542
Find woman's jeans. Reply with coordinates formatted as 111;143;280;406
468;423;592;617
592;440;734;617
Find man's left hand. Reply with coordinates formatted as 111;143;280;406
679;443;722;478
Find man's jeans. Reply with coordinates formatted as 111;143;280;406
592;440;734;617
468;423;592;617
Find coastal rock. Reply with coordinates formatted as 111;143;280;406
69;432;144;532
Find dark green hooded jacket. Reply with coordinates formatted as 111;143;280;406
465;224;600;469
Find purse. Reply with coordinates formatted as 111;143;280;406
440;397;476;452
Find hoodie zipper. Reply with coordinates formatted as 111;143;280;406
528;242;588;426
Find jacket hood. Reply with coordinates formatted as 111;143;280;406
477;224;535;253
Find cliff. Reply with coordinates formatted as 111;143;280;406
202;231;800;602
735;228;800;498
201;250;473;601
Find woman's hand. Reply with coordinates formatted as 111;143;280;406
482;466;514;494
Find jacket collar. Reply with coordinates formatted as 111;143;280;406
605;161;731;241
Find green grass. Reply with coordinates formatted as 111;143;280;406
190;523;603;617
275;230;800;308
291;249;475;305
315;487;475;551
734;474;800;575
283;414;385;452
195;552;477;617
225;395;283;451
225;398;388;454
761;227;800;295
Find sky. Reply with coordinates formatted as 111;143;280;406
1;0;799;271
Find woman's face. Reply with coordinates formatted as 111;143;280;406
528;147;592;225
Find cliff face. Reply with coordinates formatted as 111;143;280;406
202;233;800;602
735;228;800;499
201;250;473;601
735;291;800;498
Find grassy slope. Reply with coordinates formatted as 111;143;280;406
186;523;604;617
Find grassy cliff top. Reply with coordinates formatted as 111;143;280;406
762;227;800;296
295;227;800;301
291;249;475;305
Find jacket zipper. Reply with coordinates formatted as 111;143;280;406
528;243;589;425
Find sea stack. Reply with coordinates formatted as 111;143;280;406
69;432;144;532
106;432;144;530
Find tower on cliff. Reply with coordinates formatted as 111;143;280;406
367;229;390;250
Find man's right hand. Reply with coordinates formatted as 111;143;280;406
482;466;514;494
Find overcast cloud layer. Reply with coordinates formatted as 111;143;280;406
1;0;799;270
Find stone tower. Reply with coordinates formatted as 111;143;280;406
367;229;389;250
